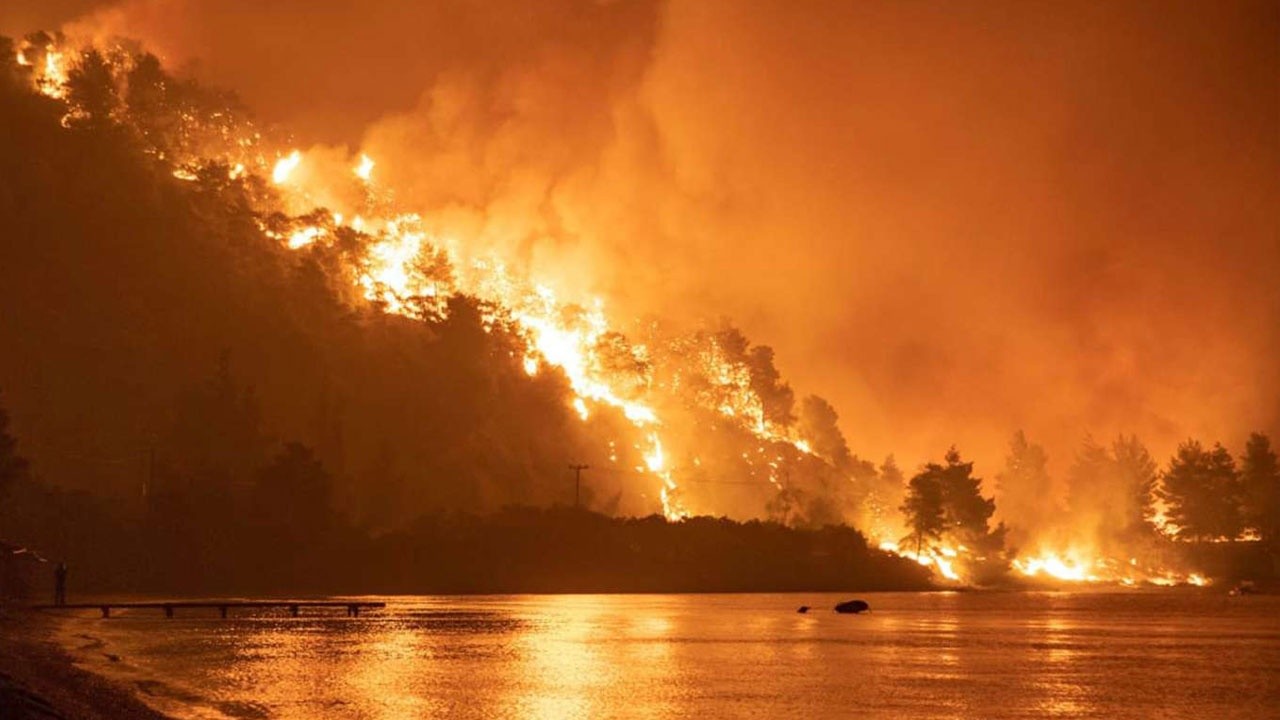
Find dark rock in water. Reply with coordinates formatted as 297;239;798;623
834;599;870;614
797;606;810;613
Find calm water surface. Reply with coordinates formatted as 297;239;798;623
58;592;1280;719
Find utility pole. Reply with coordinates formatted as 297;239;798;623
569;464;590;508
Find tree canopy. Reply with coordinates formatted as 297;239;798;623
1160;440;1243;541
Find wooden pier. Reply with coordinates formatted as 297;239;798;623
35;601;386;618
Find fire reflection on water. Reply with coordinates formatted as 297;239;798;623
57;593;1280;720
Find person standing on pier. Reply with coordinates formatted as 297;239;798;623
54;562;67;606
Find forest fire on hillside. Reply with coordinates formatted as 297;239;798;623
5;34;1274;587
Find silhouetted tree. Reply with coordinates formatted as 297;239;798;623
1112;434;1159;537
902;446;1006;578
797;395;852;470
1066;434;1159;544
901;463;945;555
747;345;795;429
869;454;905;522
1240;433;1279;543
1067;435;1111;516
252;442;336;541
936;447;1005;554
65;48;119;127
1160;440;1243;541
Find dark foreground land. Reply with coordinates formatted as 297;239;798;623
0;610;169;720
6;506;936;597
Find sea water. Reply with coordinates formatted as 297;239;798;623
56;591;1280;719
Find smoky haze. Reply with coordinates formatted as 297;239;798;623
12;0;1280;475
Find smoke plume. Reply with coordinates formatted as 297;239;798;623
15;0;1280;479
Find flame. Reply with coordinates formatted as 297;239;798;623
287;226;324;249
1011;553;1096;582
13;43;71;99
18;39;1250;568
878;541;962;582
272;150;302;184
1010;548;1211;587
11;38;789;521
354;154;375;182
40;47;68;99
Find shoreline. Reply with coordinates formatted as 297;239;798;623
0;606;171;720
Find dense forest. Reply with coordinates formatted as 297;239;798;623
0;37;1276;596
0;36;928;594
0;394;932;594
900;436;1279;585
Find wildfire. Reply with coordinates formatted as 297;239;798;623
287;226;324;250
6;35;835;528
13;38;1242;582
354;154;375;182
1011;550;1211;587
12;41;71;99
254;148;687;515
272;151;302;184
878;541;962;582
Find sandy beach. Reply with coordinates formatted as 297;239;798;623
0;608;169;720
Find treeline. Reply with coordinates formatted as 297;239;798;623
1;36;1275;593
992;431;1280;545
896;433;1279;583
0;397;930;595
0;36;645;527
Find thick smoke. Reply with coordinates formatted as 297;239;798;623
15;0;1280;479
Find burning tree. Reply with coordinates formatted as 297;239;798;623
1112;435;1160;537
796;395;852;470
1066;435;1160;553
901;448;1006;580
995;430;1055;545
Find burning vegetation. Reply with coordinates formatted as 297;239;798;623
0;35;1276;592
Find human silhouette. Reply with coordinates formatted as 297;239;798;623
54;562;67;606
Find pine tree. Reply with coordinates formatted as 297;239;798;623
1240;433;1279;543
1067;435;1111;517
901;465;944;555
901;447;1004;556
1160;440;1243;541
797;395;852;470
1066;434;1159;542
938;447;1004;553
872;455;905;518
1112;435;1158;538
995;430;1053;530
